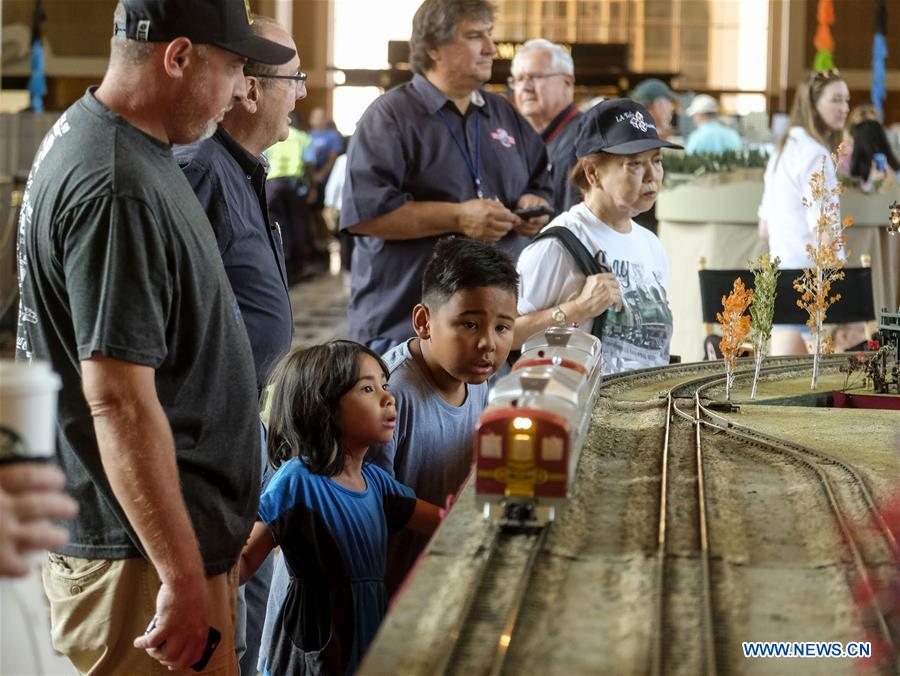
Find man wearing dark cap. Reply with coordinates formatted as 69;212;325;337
341;0;553;353
630;77;678;139
15;1;294;673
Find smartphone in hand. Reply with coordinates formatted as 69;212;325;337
144;616;221;672
514;205;555;220
191;627;221;672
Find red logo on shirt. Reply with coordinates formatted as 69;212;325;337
490;128;516;148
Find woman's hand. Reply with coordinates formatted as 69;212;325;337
572;272;622;321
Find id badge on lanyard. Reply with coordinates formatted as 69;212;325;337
437;108;483;199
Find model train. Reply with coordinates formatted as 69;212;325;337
474;324;604;525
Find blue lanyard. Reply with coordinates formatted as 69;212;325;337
436;108;483;199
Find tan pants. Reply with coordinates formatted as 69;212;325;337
42;554;238;676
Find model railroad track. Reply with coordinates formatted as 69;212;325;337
694;390;900;667
651;362;900;675
651;392;718;676
435;525;549;676
602;354;845;393
685;365;897;671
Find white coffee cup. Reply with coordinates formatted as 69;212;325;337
0;360;61;461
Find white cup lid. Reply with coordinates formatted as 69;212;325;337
0;360;62;396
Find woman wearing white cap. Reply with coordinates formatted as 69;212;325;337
513;99;682;375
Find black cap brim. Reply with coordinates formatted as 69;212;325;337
600;138;684;155
213;35;295;65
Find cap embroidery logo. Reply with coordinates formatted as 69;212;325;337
630;111;649;132
490;128;516;148
136;19;150;41
615;111;657;133
243;0;254;24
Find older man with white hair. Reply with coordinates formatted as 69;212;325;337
684;93;742;155
510;38;582;213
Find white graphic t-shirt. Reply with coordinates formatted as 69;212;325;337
517;202;673;374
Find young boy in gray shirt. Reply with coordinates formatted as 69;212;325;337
369;236;519;596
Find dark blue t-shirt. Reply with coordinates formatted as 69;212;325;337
258;459;416;676
340;73;552;346
305;128;344;170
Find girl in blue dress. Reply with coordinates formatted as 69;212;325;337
239;340;441;675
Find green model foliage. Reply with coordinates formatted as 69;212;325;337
748;253;781;399
662;148;769;180
748;254;780;349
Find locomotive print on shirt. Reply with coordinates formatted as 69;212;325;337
602;255;673;371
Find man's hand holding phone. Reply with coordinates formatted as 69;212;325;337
514;205;555;220
134;578;218;671
513;194;553;236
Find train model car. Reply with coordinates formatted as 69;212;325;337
474;324;604;525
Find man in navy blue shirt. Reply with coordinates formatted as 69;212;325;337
341;0;553;351
176;16;301;391
174;16;303;673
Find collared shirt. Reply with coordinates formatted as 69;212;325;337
341;73;552;346
540;101;583;214
684;119;742;156
175;127;293;389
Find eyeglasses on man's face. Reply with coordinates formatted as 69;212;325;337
247;71;308;90
507;72;566;88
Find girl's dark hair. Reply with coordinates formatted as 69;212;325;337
849;119;900;180
265;340;389;475
409;0;495;74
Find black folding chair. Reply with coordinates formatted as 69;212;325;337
697;261;875;356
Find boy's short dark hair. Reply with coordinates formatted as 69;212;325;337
265;340;389;474
409;0;495;74
421;236;518;308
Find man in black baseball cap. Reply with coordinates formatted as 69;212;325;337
116;0;295;65
575;98;683;158
19;2;296;674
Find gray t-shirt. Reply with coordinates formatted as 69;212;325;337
16;90;260;574
368;339;489;593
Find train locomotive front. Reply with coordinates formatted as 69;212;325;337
474;325;604;525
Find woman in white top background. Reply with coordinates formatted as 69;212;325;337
758;69;850;355
515;99;681;375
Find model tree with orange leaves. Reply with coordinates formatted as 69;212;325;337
717;278;753;400
793;145;852;389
